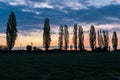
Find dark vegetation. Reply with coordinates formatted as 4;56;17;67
0;51;119;80
43;18;51;51
6;11;17;50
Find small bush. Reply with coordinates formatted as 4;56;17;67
26;45;32;51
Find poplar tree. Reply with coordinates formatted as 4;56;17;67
58;25;63;50
64;25;69;50
70;45;73;50
106;31;109;49
89;25;96;51
43;18;51;51
103;30;109;50
97;30;104;48
73;24;77;50
97;31;101;48
112;31;118;51
6;11;17;50
78;26;84;51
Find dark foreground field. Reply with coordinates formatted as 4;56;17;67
0;52;120;80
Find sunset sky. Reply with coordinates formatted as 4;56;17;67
0;0;120;50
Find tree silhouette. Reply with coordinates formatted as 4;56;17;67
97;31;101;48
70;45;73;50
26;45;32;51
112;31;118;51
97;30;104;48
6;11;17;50
43;18;51;51
64;25;69;50
78;26;84;51
89;25;96;51
58;25;63;50
73;24;77;50
103;30;109;50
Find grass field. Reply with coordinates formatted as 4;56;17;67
0;52;120;80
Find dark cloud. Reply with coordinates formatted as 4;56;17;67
0;1;120;34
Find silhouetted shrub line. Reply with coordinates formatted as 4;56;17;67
0;49;119;54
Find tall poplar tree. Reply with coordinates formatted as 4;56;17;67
97;30;104;48
78;26;84;51
112;31;118;51
103;30;109;50
58;25;63;50
43;18;51;51
73;24;77;50
97;31;101;48
89;25;96;51
64;25;69;50
6;11;17;50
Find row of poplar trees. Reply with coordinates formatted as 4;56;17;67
89;25;118;51
58;24;118;51
5;11;118;51
58;24;84;51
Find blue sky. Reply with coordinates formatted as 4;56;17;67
0;0;120;32
0;0;120;47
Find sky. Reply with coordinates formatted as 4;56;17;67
0;0;120;50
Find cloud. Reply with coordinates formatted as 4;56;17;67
21;9;40;15
0;0;119;9
21;9;33;12
93;23;120;31
1;4;120;33
51;0;87;10
0;0;27;6
0;0;86;10
0;0;119;12
86;0;114;8
104;16;120;21
65;2;86;10
33;2;54;9
114;0;120;3
8;0;27;6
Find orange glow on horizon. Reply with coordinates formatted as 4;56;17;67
0;30;120;51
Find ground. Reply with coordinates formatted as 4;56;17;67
0;52;120;80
